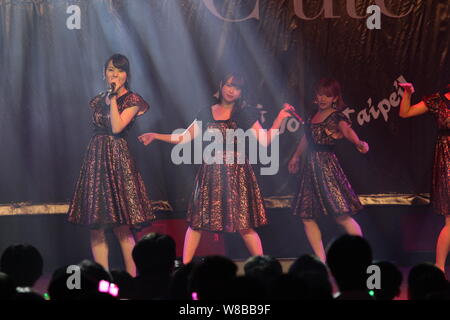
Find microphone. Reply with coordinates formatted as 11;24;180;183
107;83;116;97
286;109;304;124
398;82;415;94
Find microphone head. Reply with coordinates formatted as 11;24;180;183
107;83;116;94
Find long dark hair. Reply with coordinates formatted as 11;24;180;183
216;72;248;109
314;78;346;111
104;54;131;89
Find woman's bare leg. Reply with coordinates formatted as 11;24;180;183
90;228;109;271
113;225;136;277
303;219;326;262
335;215;363;237
239;228;263;256
183;227;202;264
435;216;450;274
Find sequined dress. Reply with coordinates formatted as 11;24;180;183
423;92;450;216
67;91;155;228
187;106;268;232
292;111;363;219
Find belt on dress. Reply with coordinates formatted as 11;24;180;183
92;128;126;138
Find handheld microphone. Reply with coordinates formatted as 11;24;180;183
107;83;116;96
286;109;304;124
398;82;415;94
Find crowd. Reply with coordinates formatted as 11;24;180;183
0;233;449;300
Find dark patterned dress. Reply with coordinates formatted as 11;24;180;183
67;91;155;229
423;92;450;216
187;105;268;232
292;111;363;219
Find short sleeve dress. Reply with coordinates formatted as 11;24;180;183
292;111;363;219
187;105;268;232
67;91;156;228
423;92;450;216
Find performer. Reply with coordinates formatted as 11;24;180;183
68;54;155;276
288;78;369;262
139;72;294;264
399;82;450;272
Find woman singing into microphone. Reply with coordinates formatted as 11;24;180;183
67;54;155;276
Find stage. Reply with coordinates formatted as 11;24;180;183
0;0;449;303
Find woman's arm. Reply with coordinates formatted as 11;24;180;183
109;96;140;134
250;104;296;147
398;83;429;118
292;135;308;158
288;135;308;174
338;121;369;153
138;120;201;146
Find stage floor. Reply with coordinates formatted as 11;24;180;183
0;205;444;274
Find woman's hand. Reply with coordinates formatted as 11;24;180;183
356;141;369;154
105;93;117;106
399;83;415;95
138;133;156;146
288;156;300;174
278;103;297;120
